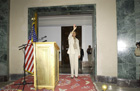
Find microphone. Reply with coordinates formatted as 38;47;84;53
41;36;47;39
18;43;33;48
43;40;47;42
18;44;27;48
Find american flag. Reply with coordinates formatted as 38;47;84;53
25;24;37;74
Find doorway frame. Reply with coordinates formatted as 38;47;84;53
28;4;97;76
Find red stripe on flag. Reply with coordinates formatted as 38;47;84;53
25;40;31;50
27;56;34;71
25;43;32;58
30;64;34;73
25;47;33;64
25;48;33;67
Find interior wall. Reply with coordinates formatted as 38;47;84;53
39;15;92;27
10;0;117;77
82;25;93;61
96;0;117;77
38;25;92;62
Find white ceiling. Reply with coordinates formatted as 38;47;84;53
38;15;92;27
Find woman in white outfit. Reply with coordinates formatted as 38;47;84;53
67;25;80;78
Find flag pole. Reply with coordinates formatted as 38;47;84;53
35;12;38;37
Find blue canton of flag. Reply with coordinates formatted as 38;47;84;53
32;24;38;42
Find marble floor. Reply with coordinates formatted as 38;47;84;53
0;66;140;91
95;82;140;91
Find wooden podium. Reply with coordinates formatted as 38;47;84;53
33;42;59;91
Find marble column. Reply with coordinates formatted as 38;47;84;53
0;0;10;81
117;0;136;79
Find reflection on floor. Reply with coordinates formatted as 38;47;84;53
0;66;140;91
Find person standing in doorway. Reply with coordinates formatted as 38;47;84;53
67;24;80;79
87;45;93;67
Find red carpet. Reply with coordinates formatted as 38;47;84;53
0;74;97;91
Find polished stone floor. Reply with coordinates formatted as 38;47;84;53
0;66;140;91
95;82;140;91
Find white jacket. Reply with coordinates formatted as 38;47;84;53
67;32;80;56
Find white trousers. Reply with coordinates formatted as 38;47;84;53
69;49;79;77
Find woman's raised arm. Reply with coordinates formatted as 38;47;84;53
72;24;77;33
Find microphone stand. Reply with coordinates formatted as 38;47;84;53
15;36;47;91
14;43;33;91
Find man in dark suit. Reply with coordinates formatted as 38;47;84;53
79;47;84;71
